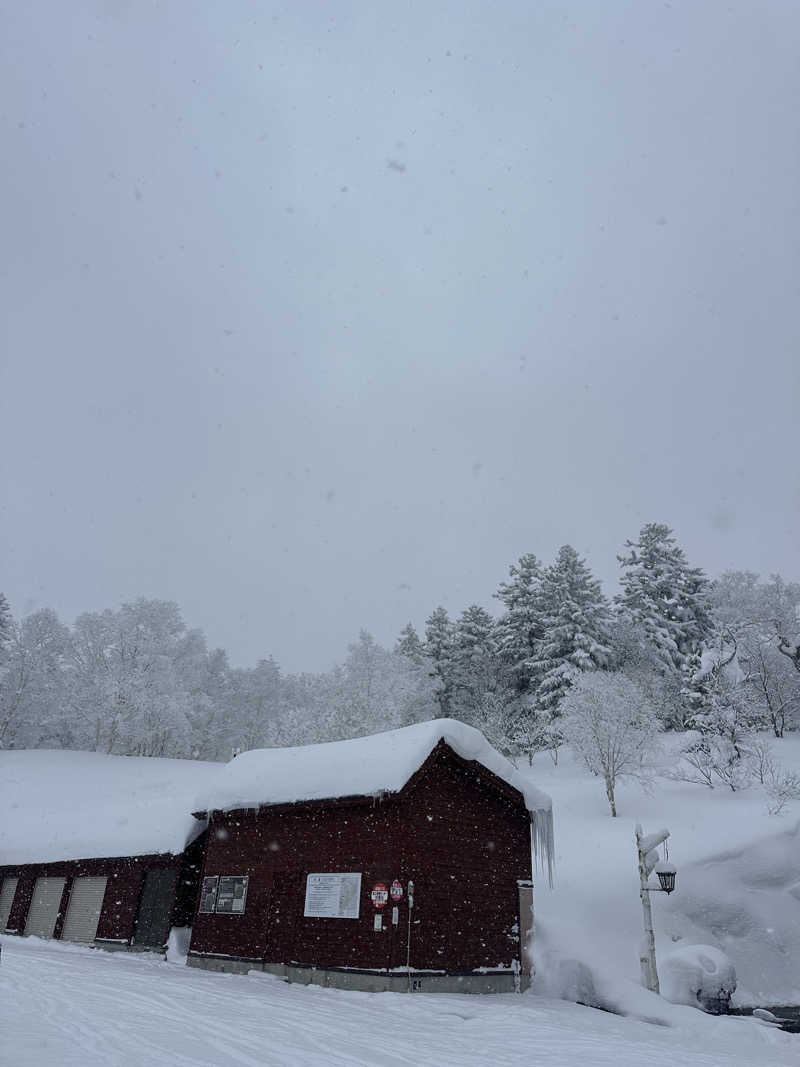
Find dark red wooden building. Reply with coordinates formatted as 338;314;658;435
0;750;212;952
188;719;553;993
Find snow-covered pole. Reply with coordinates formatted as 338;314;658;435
635;824;670;994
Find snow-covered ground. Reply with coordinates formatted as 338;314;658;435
526;733;800;1009
2;732;798;1064
1;934;795;1067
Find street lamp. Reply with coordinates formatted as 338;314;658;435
635;824;678;994
654;861;677;895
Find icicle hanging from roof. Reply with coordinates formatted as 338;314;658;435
531;805;555;888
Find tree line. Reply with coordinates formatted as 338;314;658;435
1;524;798;775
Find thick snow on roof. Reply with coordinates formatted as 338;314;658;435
0;750;216;865
197;719;552;816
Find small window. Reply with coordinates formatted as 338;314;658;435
199;876;219;914
215;875;249;915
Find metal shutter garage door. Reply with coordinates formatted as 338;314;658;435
61;876;108;943
0;877;19;930
24;877;66;938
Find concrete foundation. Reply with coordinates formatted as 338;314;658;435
187;953;527;994
93;938;166;957
93;938;133;953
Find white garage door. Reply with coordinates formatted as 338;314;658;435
61;876;108;943
0;877;19;931
24;877;66;938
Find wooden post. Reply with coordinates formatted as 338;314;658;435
635;824;669;994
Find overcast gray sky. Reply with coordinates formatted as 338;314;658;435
1;1;798;671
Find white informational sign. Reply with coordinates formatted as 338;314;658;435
304;873;362;919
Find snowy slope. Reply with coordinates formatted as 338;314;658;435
526;733;800;1008
1;934;794;1067
0;750;217;864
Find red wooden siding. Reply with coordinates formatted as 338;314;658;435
190;743;531;974
1;835;205;944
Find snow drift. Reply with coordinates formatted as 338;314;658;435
660;945;737;1011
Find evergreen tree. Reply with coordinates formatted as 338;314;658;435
0;593;11;657
229;655;283;752
610;614;683;727
424;606;456;717
451;604;498;720
395;622;425;663
532;545;613;719
680;647;709;724
493;554;545;694
680;637;761;791
615;523;712;674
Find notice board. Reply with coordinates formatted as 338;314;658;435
304;872;362;918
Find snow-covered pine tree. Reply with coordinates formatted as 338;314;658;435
493;553;545;695
228;655;283;752
532;545;613;723
615;523;713;675
679;636;761;791
451;604;499;722
0;593;11;657
395;622;425;663
424;606;456;717
186;646;232;759
680;647;710;724
393;621;439;724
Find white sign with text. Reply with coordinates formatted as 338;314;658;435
304;872;362;919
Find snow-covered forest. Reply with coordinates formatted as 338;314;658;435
2;523;798;787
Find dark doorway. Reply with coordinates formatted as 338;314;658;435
133;868;177;948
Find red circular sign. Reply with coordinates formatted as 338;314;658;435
371;882;388;909
390;879;403;902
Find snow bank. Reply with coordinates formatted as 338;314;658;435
0;750;216;864
661;819;800;1003
196;719;554;879
166;926;192;964
523;732;800;1008
661;945;737;1011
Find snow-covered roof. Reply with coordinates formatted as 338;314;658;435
196;720;554;882
0;750;216;865
197;719;551;816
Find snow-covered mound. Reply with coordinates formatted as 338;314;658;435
660;945;737;1011
0;750;217;864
